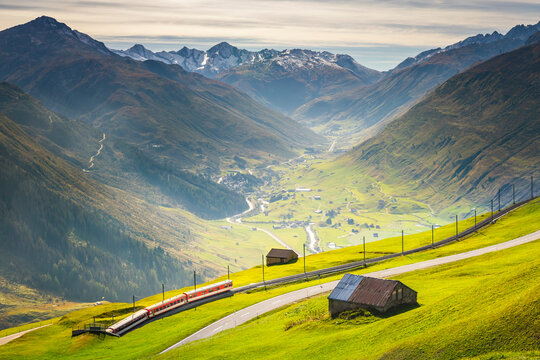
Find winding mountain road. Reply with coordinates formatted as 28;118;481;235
160;230;540;354
83;133;106;172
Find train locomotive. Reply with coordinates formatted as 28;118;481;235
106;279;233;336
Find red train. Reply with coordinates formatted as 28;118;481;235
106;279;233;335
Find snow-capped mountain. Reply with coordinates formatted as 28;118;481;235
111;42;378;80
113;42;280;78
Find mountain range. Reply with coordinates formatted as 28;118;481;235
294;21;540;144
113;43;382;115
0;16;321;174
114;21;540;144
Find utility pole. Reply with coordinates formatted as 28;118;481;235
498;188;501;212
132;295;135;313
512;184;515;204
193;270;197;291
162;283;164;303
363;236;366;264
491;199;494;222
455;215;458;240
401;230;404;255
262;255;266;290
474;209;477;231
431;225;434;246
303;244;306;280
227;265;230;281
532;176;534;199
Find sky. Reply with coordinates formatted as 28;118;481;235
0;0;539;70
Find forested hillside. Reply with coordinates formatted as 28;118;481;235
0;82;247;219
0;113;195;301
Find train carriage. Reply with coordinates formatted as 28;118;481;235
106;280;233;335
106;309;148;335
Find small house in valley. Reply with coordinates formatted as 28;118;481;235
328;274;417;317
266;248;298;265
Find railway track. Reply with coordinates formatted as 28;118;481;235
233;196;536;294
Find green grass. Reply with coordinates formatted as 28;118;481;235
243;155;452;255
161;239;540;360
0;198;537;359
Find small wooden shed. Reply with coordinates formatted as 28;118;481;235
328;274;417;317
266;248;298;265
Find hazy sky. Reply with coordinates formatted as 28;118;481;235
1;0;539;70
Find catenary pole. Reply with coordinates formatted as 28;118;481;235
455;215;458;240
303;244;306;280
363;236;366;263
401;230;404;255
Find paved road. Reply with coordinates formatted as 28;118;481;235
160;230;540;353
0;324;51;346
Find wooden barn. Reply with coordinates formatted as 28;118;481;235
328;274;417;317
266;248;298;265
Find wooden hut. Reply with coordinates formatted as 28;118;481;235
266;248;298;265
328;274;417;317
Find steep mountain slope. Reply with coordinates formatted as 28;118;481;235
216;49;381;115
0;82;247;219
0;111;198;302
295;21;540;143
0;17;322;173
345;41;540;211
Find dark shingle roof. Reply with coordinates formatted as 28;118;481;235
348;277;398;308
329;274;407;307
328;273;364;301
266;248;296;258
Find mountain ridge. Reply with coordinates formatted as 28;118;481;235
294;21;540;143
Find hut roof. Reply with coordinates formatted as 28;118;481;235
328;274;412;307
348;277;398;308
328;273;364;301
266;248;296;258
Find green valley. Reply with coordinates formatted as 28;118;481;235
0;195;537;359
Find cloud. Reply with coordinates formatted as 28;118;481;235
0;0;538;70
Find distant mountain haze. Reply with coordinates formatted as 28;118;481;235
112;21;540;145
294;21;540;144
0;16;322;174
0;82;249;219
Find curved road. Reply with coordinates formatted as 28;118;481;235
160;230;540;353
226;198;295;252
83;133;106;172
0;324;51;347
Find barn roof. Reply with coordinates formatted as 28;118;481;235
328;274;412;307
348;277;398;308
328;273;364;301
266;248;296;258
